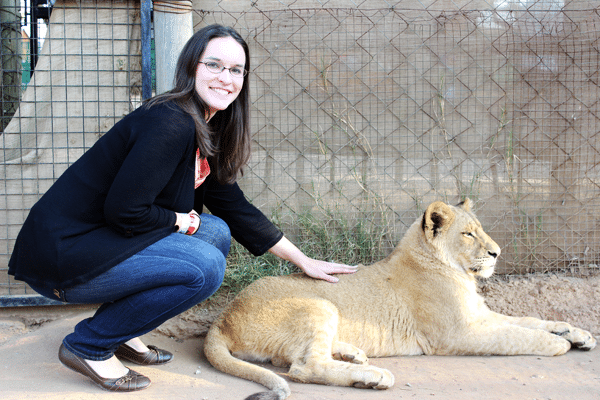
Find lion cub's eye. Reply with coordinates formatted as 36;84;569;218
463;232;474;238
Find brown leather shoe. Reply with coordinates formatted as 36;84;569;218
58;344;151;392
115;343;173;365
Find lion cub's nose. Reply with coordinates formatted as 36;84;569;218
488;251;498;259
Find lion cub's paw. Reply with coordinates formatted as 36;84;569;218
545;335;571;356
549;321;573;336
332;342;368;364
558;327;597;351
351;366;394;390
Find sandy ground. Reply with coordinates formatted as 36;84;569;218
1;273;599;400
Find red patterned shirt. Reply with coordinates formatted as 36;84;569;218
195;149;211;189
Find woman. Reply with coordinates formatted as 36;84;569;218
8;24;356;392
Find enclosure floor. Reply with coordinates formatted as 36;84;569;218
1;296;598;400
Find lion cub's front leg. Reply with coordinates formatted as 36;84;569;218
487;312;597;351
451;323;570;356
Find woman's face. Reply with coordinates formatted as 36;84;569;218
195;36;246;120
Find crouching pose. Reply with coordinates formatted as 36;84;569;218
8;24;355;392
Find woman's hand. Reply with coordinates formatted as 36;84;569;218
268;236;357;283
296;258;358;283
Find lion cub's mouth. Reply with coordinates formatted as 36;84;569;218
469;263;495;278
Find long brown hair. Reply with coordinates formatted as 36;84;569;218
146;24;251;184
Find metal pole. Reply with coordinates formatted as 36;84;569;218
140;0;152;100
153;0;193;95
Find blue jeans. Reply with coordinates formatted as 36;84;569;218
31;214;230;361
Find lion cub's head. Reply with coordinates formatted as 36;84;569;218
421;199;501;278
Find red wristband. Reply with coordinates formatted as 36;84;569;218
186;212;200;235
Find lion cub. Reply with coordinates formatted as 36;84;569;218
204;199;596;400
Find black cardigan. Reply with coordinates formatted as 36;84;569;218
8;101;283;290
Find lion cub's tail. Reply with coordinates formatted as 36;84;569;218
204;324;291;400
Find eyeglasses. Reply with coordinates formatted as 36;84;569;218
199;61;247;78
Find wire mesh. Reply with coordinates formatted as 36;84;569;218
0;0;142;296
1;0;599;300
197;0;600;275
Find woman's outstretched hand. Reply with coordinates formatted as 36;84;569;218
296;257;358;283
268;236;357;283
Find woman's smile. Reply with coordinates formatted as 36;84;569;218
195;36;246;119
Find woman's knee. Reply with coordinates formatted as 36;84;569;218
197;214;231;257
199;249;226;295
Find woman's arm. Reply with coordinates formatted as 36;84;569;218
268;236;357;283
202;180;356;282
201;179;284;256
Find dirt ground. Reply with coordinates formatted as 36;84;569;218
1;273;599;400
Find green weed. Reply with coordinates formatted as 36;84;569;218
218;206;392;296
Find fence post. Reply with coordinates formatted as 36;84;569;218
153;0;193;95
141;0;152;100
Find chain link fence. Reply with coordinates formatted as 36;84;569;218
201;0;600;276
1;0;143;301
1;0;599;300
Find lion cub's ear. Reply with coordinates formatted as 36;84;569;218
422;201;456;241
458;198;472;212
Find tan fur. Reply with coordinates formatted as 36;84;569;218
204;199;596;400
